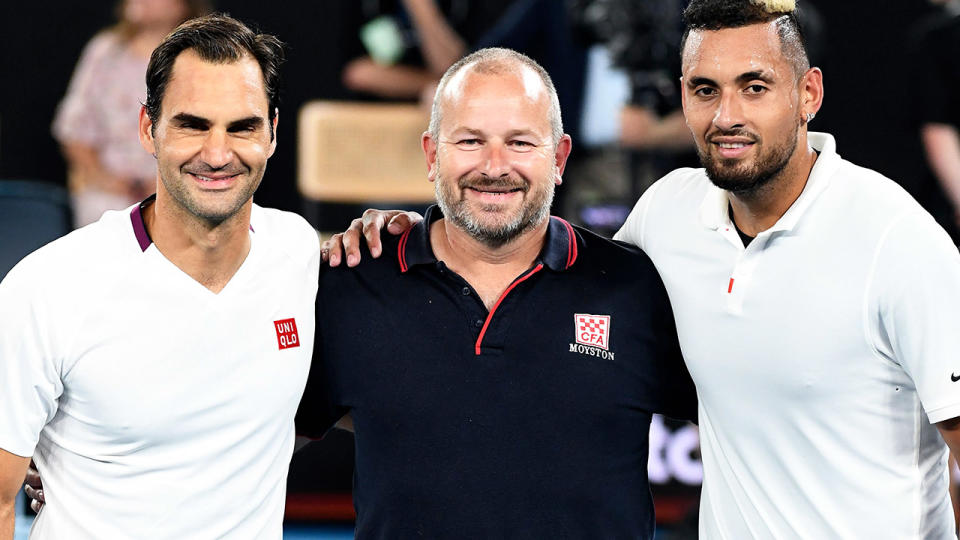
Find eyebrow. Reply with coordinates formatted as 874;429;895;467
169;113;265;130
171;113;210;127
686;71;776;88
227;116;265;131
448;127;540;139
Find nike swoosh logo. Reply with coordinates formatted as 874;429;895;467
952;373;960;382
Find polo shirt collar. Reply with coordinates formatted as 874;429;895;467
698;131;842;235
397;205;578;273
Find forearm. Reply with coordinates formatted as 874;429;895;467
921;123;960;212
0;449;31;540
620;107;695;151
343;58;436;99
61;142;130;195
402;0;467;74
0;502;13;540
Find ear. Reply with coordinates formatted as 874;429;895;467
268;108;279;158
422;131;439;182
799;68;824;124
679;76;688;112
552;134;573;185
139;106;157;156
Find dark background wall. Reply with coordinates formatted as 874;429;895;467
0;1;365;215
0;1;946;218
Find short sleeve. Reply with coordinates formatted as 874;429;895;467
870;210;960;423
0;258;64;457
614;177;664;249
51;33;114;147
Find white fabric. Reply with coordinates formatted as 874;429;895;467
616;133;960;539
0;203;320;539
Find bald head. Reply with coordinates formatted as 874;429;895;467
429;48;563;146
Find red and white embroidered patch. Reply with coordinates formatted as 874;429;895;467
274;318;300;350
575;314;610;350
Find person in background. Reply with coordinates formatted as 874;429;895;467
912;0;960;244
52;0;210;227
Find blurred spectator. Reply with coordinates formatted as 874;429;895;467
341;0;513;100
911;0;960;243
342;0;585;137
52;0;209;227
561;0;823;235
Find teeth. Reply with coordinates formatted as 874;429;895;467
718;143;748;149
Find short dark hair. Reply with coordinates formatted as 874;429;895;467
680;0;810;77
144;13;284;138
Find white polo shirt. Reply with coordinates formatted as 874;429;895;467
616;133;960;539
0;202;320;539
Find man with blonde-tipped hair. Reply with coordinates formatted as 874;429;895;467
328;0;960;538
613;0;960;537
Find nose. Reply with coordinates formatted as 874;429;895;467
199;129;233;169
479;140;511;179
712;92;745;132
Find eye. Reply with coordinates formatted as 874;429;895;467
509;140;535;149
694;87;718;98
456;138;482;147
744;84;768;95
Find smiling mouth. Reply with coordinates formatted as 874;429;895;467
467;186;524;195
190;173;240;182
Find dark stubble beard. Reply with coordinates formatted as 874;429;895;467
699;125;799;197
435;169;555;249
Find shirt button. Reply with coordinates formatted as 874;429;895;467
474;319;484;328
461;287;470;296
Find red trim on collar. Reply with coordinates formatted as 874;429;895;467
130;203;152;252
474;263;544;355
398;229;413;272
555;217;578;269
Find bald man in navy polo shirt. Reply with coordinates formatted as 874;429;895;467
296;48;696;539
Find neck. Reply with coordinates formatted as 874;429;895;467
430;218;548;309
143;189;253;293
728;133;818;236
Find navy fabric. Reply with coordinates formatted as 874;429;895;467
0;181;71;282
297;205;697;539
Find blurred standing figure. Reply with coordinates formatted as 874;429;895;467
53;0;209;227
913;0;960;243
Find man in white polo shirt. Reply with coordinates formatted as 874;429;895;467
0;15;319;539
613;0;960;537
331;0;960;537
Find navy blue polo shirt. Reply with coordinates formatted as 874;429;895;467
297;205;697;539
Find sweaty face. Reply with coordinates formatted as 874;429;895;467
142;50;276;225
430;69;562;248
681;23;804;195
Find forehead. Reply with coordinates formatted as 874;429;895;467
682;22;789;79
160;49;268;119
438;66;551;134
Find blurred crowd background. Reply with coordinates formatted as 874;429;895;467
2;0;959;536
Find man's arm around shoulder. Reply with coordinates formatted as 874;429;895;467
0;448;30;540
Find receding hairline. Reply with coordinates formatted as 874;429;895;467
429;48;564;145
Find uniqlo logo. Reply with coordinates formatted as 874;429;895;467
575;314;610;350
274;318;300;350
